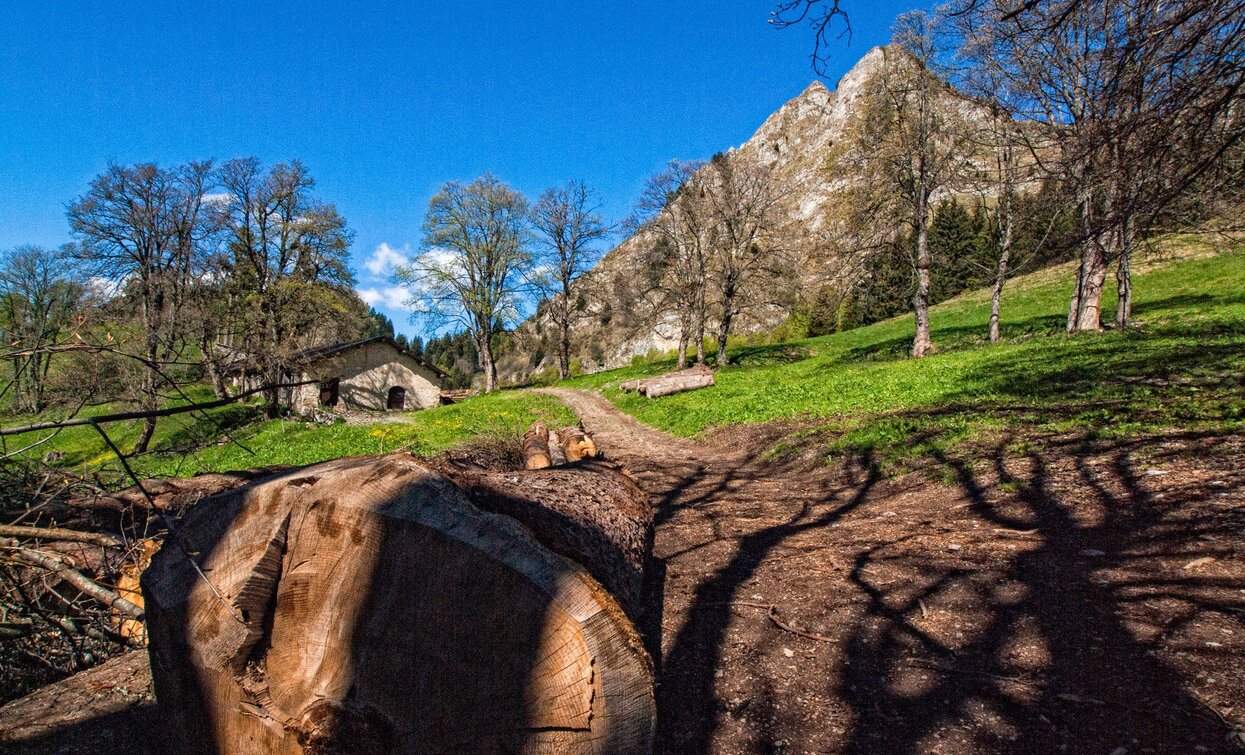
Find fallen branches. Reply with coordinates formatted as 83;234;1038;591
0;537;143;619
734;601;836;643
0;524;121;548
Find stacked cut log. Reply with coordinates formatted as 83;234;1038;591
522;423;600;470
619;364;715;398
141;452;655;754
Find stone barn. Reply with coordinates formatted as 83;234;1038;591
217;336;444;416
284;336;445;414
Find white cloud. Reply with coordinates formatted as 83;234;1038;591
363;242;410;277
201;192;233;207
356;285;412;310
86;276;123;299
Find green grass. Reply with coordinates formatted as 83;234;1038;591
565;235;1245;464
2;389;575;479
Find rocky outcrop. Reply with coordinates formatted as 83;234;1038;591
504;46;983;377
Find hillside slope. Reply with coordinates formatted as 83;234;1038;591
565;235;1244;460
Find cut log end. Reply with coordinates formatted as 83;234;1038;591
142;453;655;754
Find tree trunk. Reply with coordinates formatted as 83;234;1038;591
143;455;656;754
989;180;1014;344
557;313;571;381
133;391;159;455
676;326;689;370
1115;217;1134;329
262;368;281;421
716;299;734;367
1073;235;1109;332
694;310;706;366
478;333;498;393
911;218;933;358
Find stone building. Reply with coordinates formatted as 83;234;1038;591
228;337;445;414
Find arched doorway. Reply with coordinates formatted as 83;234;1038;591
319;378;340;408
386;386;406;411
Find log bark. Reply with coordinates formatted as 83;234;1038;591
640;373;715;398
521;423;552;470
142;454;656;754
621;365;712;395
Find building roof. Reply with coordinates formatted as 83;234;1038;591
293;336;449;379
222;336;448;380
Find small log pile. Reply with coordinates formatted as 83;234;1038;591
522;423;600;470
619;364;715;398
142;453;655;754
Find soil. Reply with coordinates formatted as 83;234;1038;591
2;387;1242;754
539;388;1245;754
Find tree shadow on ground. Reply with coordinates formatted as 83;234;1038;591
833;432;1244;753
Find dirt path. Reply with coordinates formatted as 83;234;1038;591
540;388;1245;755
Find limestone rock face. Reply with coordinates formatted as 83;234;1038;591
505;46;940;375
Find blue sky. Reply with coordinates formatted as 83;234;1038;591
0;1;914;337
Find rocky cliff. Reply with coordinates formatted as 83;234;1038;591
504;46;980;378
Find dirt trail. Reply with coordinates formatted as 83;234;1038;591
2;390;1241;754
539;387;1245;755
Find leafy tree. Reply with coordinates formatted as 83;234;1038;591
216;158;357;418
928;199;990;302
632;160;710;368
530;180;608;380
67;161;214;451
841;15;975;357
0;246;84;413
397;174;531;392
701;156;790;365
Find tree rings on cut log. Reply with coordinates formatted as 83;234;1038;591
559;427;598;462
142;454;655;754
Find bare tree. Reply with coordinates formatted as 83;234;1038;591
632;160;711;368
770;0;851;75
530;180;609;380
843;16;974;357
397;174;531;392
0;246;84;413
700;156;789;365
216;158;356;417
67;162;214;452
952;0;1245;332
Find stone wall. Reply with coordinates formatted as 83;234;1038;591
291;342;442;413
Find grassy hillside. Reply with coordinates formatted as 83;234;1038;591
2;390;575;479
566;235;1244;462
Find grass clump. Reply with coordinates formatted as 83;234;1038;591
3;389;575;479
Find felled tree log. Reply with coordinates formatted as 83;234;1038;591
620;365;714;396
641;373;715;398
521;422;552;470
142;453;656;754
559;427;599;462
547;429;568;466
